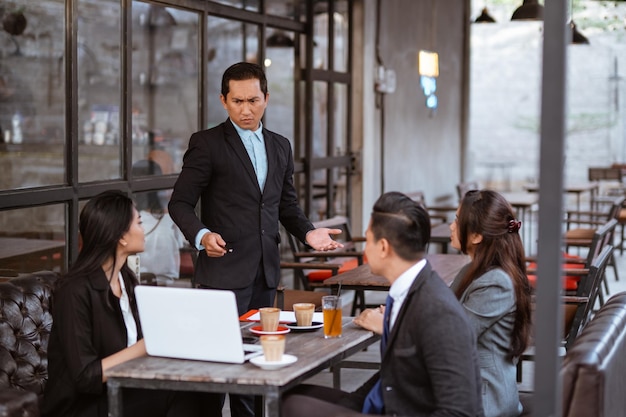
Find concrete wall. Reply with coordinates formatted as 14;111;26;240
468;2;626;194
354;0;470;231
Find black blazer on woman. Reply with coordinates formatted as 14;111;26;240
169;119;314;289
42;269;141;417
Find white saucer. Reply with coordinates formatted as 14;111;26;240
285;321;324;332
249;325;291;336
250;354;298;370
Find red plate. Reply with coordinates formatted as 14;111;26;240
249;325;291;335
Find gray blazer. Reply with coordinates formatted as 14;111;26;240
458;268;522;417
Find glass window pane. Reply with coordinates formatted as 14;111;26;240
333;1;349;72
313;81;328;157
211;0;260;12
313;1;329;70
266;0;299;20
264;31;295;146
334;83;348;155
131;2;199;175
0;205;66;274
77;0;121;182
207;17;259;129
0;0;65;190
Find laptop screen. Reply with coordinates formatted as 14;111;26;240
135;286;260;363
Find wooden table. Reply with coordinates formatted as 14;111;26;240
323;253;470;292
0;237;65;272
524;182;599;211
106;318;378;417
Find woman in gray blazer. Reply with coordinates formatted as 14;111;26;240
450;189;532;417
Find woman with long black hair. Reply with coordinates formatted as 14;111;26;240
450;189;532;417
42;190;207;417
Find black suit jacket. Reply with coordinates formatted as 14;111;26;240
43;269;142;417
169;119;314;289
380;262;484;417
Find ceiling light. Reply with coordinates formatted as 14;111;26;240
570;21;590;44
511;0;544;21
266;31;294;48
475;7;496;23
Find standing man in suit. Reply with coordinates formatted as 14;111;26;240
282;192;484;417
169;62;342;417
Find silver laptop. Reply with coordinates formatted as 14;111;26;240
135;285;262;363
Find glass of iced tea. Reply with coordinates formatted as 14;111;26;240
322;295;342;338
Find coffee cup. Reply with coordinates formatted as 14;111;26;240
259;307;280;332
260;335;285;362
293;303;315;327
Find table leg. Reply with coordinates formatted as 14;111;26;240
264;389;281;417
107;380;123;417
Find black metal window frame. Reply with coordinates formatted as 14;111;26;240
0;0;354;270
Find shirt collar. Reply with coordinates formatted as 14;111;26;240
231;118;264;140
389;258;427;303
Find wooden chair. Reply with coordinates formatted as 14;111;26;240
526;219;617;305
588;166;626;196
280;215;369;314
518;244;613;382
563;245;613;347
178;245;197;288
588;166;626;255
563;196;623;298
274;287;325;311
456;180;480;201
617;203;626;255
405;191;456;224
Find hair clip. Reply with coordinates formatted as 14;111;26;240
508;219;522;233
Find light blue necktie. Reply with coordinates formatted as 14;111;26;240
362;295;394;414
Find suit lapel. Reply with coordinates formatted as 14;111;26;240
383;261;432;357
263;128;278;194
223;119;262;193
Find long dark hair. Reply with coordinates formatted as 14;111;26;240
59;190;137;289
453;190;532;358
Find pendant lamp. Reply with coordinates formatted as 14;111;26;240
511;0;544;21
570;21;590;44
266;31;294;48
475;7;496;23
569;0;590;45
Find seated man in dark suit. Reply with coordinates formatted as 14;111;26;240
282;191;484;417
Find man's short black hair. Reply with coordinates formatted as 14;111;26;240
221;62;268;97
370;192;431;261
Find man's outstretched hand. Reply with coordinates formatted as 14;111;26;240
305;228;345;251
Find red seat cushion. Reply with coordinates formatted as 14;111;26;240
179;251;194;277
306;257;365;282
527;252;584;291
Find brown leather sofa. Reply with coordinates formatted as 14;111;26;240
521;291;626;416
0;271;57;417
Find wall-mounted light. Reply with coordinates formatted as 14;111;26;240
418;50;439;110
418;50;439;77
